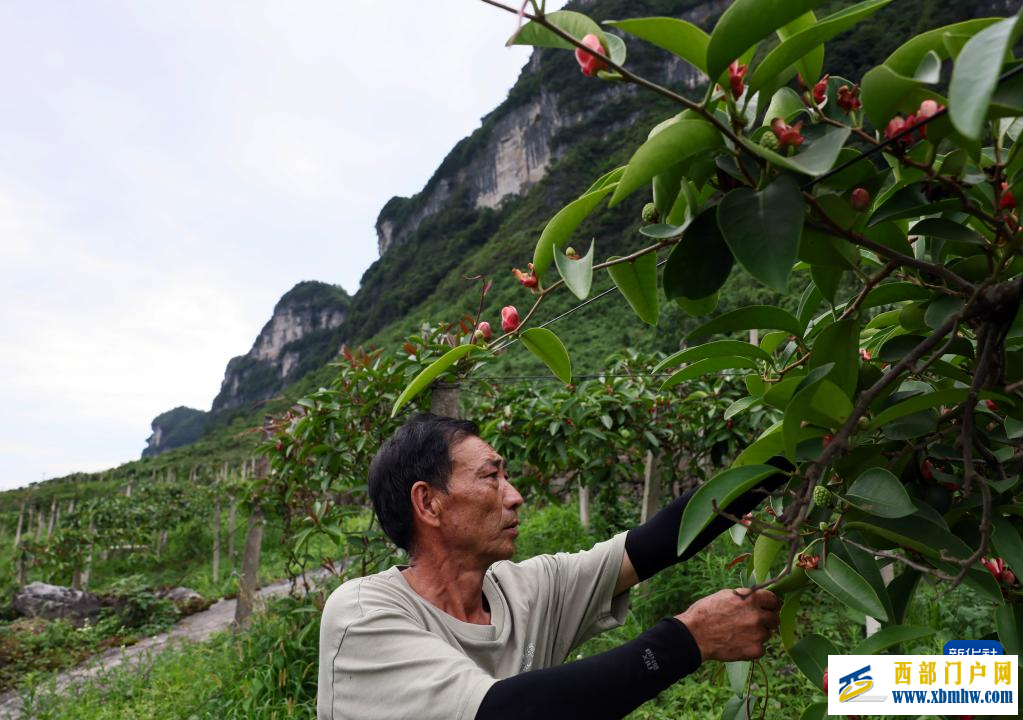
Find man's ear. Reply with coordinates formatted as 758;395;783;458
409;481;443;529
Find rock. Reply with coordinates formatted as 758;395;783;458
12;582;103;626
160;587;209;615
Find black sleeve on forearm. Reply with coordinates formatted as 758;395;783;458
474;618;701;720
625;456;793;581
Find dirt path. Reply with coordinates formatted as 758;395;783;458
0;574;326;719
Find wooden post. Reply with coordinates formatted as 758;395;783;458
235;418;271;627
578;480;591;533
35;505;44;540
77;516;97;591
227;496;238;564
125;483;132;498
46;497;57;540
13;500;25;547
212;495;222;584
16;549;27;587
640;450;662;524
430;382;461;418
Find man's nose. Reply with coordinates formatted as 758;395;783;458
502;477;524;509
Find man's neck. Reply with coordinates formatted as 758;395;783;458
401;548;491;625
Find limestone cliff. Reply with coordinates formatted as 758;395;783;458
210;281;350;413
142;407;208;458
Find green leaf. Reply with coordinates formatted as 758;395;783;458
509;10;605;50
808;553;889;621
654;340;773;373
991;514;1023;581
676;293;719;317
607;253;659;325
779;590;803;651
860;281;930;308
533;186;615;279
718;175;804;292
912;217;985;245
519;328;572;384
783;378;851;457
688;306;803;341
859;65;939;131
949;16;1023;141
553;239;595;300
798;702;827;720
807;318;859;399
760;87;806;127
852;625;935;655
888;569;921;625
867;388;968;430
725;395;759;420
868;184;960;227
663;206;734;301
843;468;917;519
661;356;761;391
678;465;782;555
789;635;837;689
391;344;477;417
996;603;1023;656
706;0;828;80
748;0;893;92
740;125;850;176
885;19;1000;76
610;120;722;207
753;532;784;583
914;50;942;83
606;17;709;74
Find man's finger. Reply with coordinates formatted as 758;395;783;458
753;589;781;611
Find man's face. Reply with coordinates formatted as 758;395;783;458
438;435;524;565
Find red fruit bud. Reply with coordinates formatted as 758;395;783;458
860;348;871;361
986;399;998;412
916;99;943;121
477;321;492;341
823;668;829;693
822;434;834;447
574;34;607;77
726;419;734;429
851;187;871;211
1004;569;1017;587
921;459;934;480
885;115;909;144
1000;182;1016;210
770;117;805;151
501;305;520;333
740;512;753;527
275;441;284;452
728;60;747;99
837;84;861;113
812;75;829;105
512;264;538;289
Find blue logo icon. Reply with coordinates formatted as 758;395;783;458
839;665;874;702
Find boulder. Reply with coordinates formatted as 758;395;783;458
12;582;103;626
161;586;208;614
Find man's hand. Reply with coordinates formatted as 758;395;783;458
676;589;781;662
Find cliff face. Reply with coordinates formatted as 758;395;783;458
211;281;350;413
374;0;725;257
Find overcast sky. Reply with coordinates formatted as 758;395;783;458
0;0;569;491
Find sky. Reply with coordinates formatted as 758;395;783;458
0;0;568;491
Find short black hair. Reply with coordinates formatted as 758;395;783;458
368;413;479;553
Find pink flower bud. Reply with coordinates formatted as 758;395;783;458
501;306;520;333
574;34;607;77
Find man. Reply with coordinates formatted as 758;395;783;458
317;414;784;720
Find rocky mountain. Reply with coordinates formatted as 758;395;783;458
141;281;350;457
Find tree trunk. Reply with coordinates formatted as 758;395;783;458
640;450;662;524
16;550;27;587
13;500;25;547
430;383;461;418
578;480;591;533
78;517;97;591
212;498;221;584
156;530;169;555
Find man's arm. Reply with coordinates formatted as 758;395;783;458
475;588;780;720
614;458;792;595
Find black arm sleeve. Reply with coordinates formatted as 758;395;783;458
474;618;701;720
625;456;793;580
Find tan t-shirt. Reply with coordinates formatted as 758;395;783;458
317;532;630;720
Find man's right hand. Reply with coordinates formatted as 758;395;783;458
676;588;781;662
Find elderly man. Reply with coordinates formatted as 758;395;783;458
317;414;784;720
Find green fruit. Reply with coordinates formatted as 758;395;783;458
641;202;658;223
759;131;780;151
812;485;834;508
